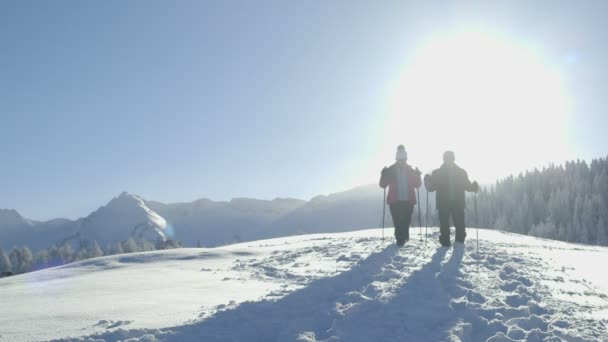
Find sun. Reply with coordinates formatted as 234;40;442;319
378;29;573;182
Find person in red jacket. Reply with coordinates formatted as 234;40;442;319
379;145;422;246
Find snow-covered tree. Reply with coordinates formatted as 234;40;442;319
122;238;138;254
9;248;20;273
474;156;608;246
0;249;12;273
58;244;73;264
596;217;608;246
112;242;124;255
88;241;103;258
33;249;50;270
18;247;33;273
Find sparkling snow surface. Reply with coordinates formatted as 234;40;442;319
1;229;607;341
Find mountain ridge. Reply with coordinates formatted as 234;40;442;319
0;185;392;251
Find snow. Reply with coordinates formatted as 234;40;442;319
0;185;389;251
1;228;607;341
78;192;168;245
0;192;169;252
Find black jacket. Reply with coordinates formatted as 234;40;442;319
426;163;475;210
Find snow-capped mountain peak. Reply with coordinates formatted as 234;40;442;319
78;192;168;245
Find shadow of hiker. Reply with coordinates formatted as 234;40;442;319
168;246;469;342
66;243;479;342
321;244;476;342
319;247;455;342
160;244;404;342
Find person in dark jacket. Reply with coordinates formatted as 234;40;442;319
379;145;422;246
424;151;479;247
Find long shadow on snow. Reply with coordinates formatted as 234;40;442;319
64;244;480;342
304;244;502;341
346;244;506;342
158;244;402;342
315;246;460;341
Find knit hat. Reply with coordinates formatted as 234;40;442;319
396;145;407;161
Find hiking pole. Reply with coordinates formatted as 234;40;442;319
475;192;479;256
425;188;429;243
382;187;386;244
416;187;422;241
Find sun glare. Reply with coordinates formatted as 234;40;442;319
379;30;572;183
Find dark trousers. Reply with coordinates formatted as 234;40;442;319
438;206;466;243
390;202;414;244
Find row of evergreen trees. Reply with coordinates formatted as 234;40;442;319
0;238;182;275
463;156;608;245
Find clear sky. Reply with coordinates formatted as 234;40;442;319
1;1;607;220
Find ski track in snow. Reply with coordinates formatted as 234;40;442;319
43;229;608;342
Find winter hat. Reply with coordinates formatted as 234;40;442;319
443;150;455;163
395;145;408;161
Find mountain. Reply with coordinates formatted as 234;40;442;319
1;228;606;341
147;197;307;246
75;192;168;246
0;185;429;251
0;193;168;251
268;185;393;236
0;209;33;228
0;209;75;251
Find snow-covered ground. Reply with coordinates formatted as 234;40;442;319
1;228;607;341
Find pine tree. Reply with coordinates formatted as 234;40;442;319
122;238;138;254
597;217;608;246
33;249;50;270
58;244;73;264
112;242;124;255
89;241;103;258
0;249;12;273
18;247;33;273
9;248;20;273
473;156;608;245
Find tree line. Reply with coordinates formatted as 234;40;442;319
0;238;182;276
463;156;608;245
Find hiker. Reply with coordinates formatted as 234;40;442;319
424;151;479;247
379;145;422;246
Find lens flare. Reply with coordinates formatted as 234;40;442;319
164;224;176;239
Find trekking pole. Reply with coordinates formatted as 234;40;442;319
475;192;479;256
425;189;429;243
382;187;386;244
417;187;422;241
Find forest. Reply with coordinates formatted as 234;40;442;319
464;156;608;245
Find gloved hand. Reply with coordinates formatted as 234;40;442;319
381;167;388;177
471;181;479;193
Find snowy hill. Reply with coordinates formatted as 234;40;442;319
1;228;607;341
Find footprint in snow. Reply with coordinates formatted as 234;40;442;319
94;320;133;329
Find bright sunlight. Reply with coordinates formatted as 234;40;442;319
381;29;573;182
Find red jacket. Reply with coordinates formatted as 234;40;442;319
379;162;422;205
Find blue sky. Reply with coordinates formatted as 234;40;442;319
1;1;607;220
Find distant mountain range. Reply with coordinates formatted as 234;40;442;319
1;185;430;251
